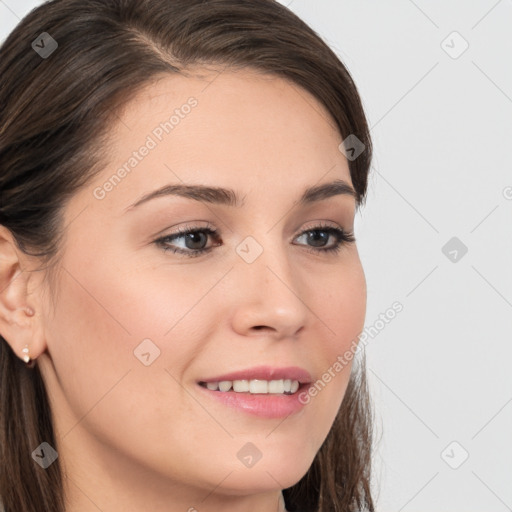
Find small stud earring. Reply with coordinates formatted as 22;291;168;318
21;344;35;368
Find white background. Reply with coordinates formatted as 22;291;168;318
1;1;511;510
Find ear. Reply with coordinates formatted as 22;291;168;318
0;225;47;364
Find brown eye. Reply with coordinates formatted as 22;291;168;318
155;226;221;257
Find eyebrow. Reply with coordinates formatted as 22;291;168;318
124;178;357;212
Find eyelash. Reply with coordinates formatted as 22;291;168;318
154;222;355;258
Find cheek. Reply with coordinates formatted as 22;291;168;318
43;269;136;401
318;258;367;351
301;259;366;434
43;263;205;474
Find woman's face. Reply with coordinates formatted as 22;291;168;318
36;68;367;510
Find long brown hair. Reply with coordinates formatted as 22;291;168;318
0;1;375;510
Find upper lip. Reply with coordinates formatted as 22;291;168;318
198;365;313;384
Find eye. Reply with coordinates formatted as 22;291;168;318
154;222;221;258
294;223;355;255
153;222;355;258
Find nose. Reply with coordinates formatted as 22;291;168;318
229;240;309;339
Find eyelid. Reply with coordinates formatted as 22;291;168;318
298;219;345;232
156;219;348;241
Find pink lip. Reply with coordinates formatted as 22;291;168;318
197;365;313;385
196;381;311;419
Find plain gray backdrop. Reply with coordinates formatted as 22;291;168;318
1;1;511;511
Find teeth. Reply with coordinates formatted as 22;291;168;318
202;379;301;394
218;381;232;392
233;379;249;392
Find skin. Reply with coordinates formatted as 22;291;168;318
0;68;366;512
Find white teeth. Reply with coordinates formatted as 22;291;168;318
233;379;249;392
250;380;268;393
268;379;282;393
218;380;232;392
201;379;301;394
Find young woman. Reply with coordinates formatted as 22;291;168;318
0;1;375;510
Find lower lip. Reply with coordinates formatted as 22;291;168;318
196;383;310;419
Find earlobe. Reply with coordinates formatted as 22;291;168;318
0;225;45;365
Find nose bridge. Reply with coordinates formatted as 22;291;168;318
238;231;294;291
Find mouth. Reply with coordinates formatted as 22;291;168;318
195;367;313;418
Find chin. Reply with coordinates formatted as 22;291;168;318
218;451;314;493
212;467;309;496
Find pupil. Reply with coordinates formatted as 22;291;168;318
186;232;207;249
308;230;328;247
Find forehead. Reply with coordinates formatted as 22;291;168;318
81;68;353;216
